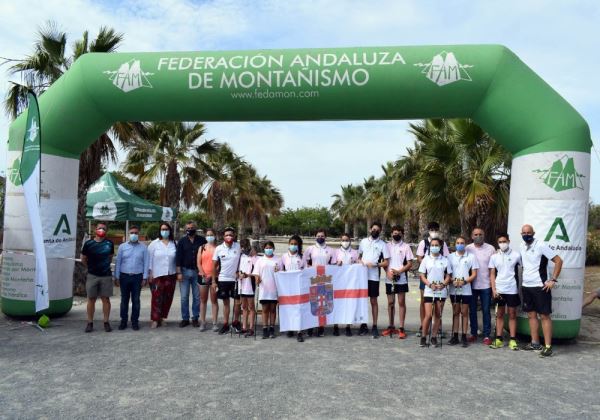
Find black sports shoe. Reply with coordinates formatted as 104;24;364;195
218;324;230;335
245;329;254;338
179;320;190;328
448;335;459;346
522;343;543;351
358;324;368;336
118;321;127;330
232;322;241;334
297;332;304;343
286;331;294;338
372;326;379;339
192;319;200;328
461;335;468;348
307;328;314;337
131;322;140;331
345;326;353;337
103;322;112;332
416;327;423;337
317;326;325;337
539;346;553;358
262;327;269;339
333;325;340;336
419;337;427;347
85;322;93;333
269;326;276;339
431;337;439;347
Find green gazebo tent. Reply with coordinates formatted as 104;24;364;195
86;173;176;236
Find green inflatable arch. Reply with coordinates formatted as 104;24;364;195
2;45;592;338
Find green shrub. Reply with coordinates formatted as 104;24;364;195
586;232;600;266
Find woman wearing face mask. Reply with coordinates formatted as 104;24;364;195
447;236;478;347
148;223;178;329
281;235;306;341
197;228;219;332
252;241;283;339
333;233;359;337
238;238;257;337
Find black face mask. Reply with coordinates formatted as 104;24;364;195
371;230;380;239
186;229;196;236
316;237;325;245
392;234;402;242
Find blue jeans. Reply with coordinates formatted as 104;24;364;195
180;268;200;320
469;287;492;337
120;273;143;323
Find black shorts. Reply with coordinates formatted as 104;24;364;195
450;294;472;305
386;283;409;295
197;275;212;286
423;296;446;303
217;282;238;300
368;280;380;298
240;294;255;298
522;286;551;315
260;299;278;305
496;293;521;308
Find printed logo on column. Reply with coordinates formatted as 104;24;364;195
414;51;474;86
104;59;153;92
532;155;585;192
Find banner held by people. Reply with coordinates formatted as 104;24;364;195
276;264;368;332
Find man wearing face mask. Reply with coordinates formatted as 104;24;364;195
358;222;390;338
114;225;148;331
212;227;242;334
466;227;496;345
416;222;449;337
175;221;207;328
519;224;563;358
81;222;115;333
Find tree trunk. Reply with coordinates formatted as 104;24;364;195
164;160;181;211
366;217;372;234
344;222;350;235
251;212;260;240
418;211;428;240
212;187;225;240
439;221;450;243
352;222;359;240
238;217;246;240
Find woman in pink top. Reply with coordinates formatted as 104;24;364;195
197;228;219;331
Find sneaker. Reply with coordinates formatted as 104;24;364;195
118;321;127;330
333;325;340;336
232;322;241;334
461;336;468;348
269;326;276;339
150;321;159;329
345;326;353;337
317;327;325;337
522;343;543;351
218;324;230;335
286;331;294;338
539;346;553;358
245;329;254;338
307;328;314;337
398;329;407;339
467;335;477;343
508;339;519;351
358;324;369;336
489;338;504;349
419;337;427;347
416;327;422;337
482;337;492;346
372;326;379;339
431;337;439;347
179;320;190;328
212;323;219;332
192;319;200;328
103;322;112;332
448;336;460;346
132;322;140;331
297;332;304;343
85;322;93;333
382;326;395;337
199;321;207;332
262;327;269;339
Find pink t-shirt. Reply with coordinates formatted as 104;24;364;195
281;252;305;271
386;241;414;284
252;255;283;301
335;247;359;265
416;239;450;257
466;243;496;290
303;244;337;267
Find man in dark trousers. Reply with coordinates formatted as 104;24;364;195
176;221;206;327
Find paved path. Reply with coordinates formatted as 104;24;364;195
1;278;599;419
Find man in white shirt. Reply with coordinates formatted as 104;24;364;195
384;226;413;339
519;224;563;358
358;222;390;338
212;227;242;334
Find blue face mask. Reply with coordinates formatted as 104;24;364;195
522;234;534;244
456;244;465;252
264;248;274;257
129;233;138;242
160;230;170;239
206;235;215;243
289;245;298;253
430;245;441;254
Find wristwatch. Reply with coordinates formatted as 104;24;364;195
550;278;558;283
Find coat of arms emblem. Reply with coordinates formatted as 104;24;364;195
310;265;334;325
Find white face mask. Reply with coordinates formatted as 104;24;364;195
499;243;509;252
341;241;350;249
429;231;440;239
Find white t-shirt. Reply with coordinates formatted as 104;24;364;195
335;247;359;265
303;244;337;266
488;249;521;294
419;254;452;298
252;255;283;301
447;252;479;296
147;240;177;278
520;239;557;288
281;252;305;271
239;254;256;295
212;242;241;282
385;241;414;285
359;237;390;281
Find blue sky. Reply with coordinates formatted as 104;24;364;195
1;0;599;208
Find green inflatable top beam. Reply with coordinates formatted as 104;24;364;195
7;45;591;158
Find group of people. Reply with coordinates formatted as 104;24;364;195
81;218;581;357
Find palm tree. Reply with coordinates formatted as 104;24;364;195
123;121;220;212
2;22;145;295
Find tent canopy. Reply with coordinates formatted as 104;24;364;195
86;172;176;222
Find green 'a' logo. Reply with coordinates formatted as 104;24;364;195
53;214;71;236
544;217;570;242
532;155;585;192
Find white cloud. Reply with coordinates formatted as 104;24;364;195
1;0;599;206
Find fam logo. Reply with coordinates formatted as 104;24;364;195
161;207;174;222
103;59;153;93
414;51;474;86
532;155;585;192
92;201;117;220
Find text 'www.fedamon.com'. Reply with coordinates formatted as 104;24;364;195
230;89;320;99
